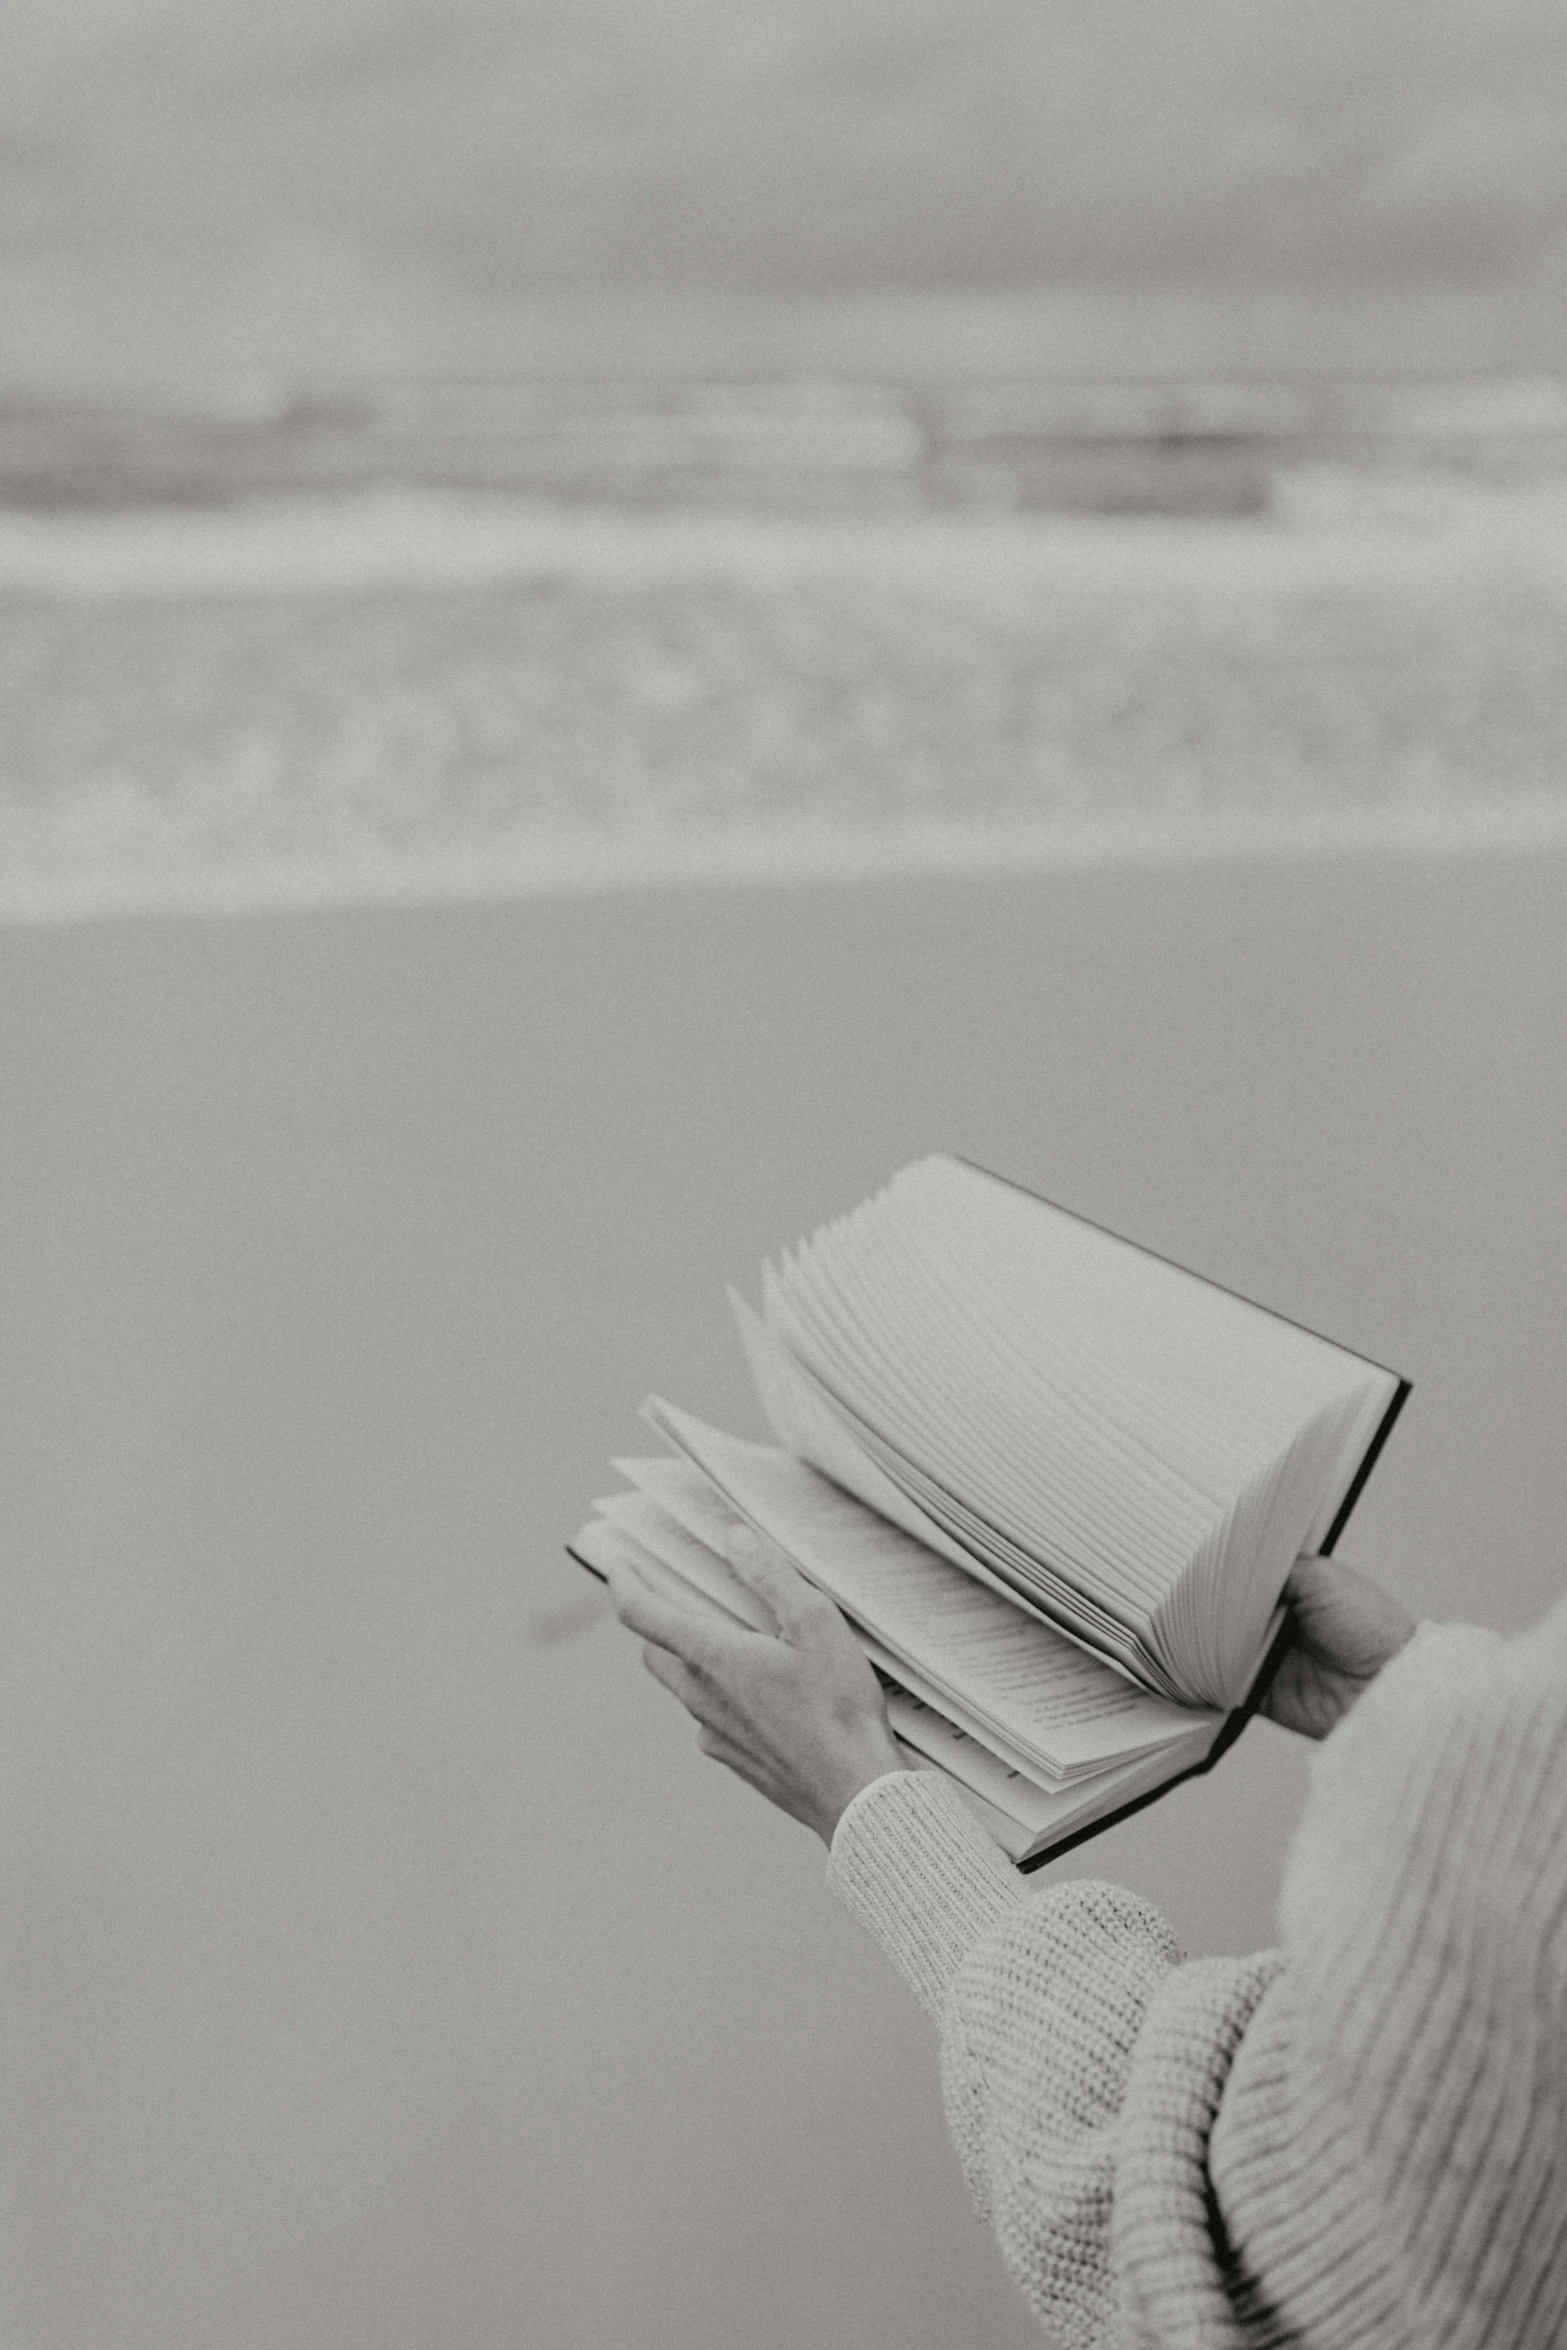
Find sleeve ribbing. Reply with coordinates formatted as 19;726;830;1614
827;1769;1028;2018
828;1769;1230;2348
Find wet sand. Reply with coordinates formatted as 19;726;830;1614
2;847;1564;2350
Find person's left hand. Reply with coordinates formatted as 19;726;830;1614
605;1527;904;1846
1259;1552;1418;1740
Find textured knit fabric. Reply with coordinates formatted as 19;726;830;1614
828;1597;1567;2348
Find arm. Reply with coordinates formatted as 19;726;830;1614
830;1770;1211;2349
605;1532;1244;2345
607;1537;1417;2345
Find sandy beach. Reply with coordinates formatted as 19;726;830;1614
3;844;1564;2350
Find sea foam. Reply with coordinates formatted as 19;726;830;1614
5;479;1567;926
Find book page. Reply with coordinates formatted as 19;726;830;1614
883;1689;1111;1835
790;1207;1208;1617
730;1289;987;1577
573;1510;1212;1858
1301;1370;1403;1553
592;1488;777;1634
884;1684;1209;1840
760;1155;1399;1709
641;1401;1211;1773
731;1290;1109;1648
569;1517;743;1632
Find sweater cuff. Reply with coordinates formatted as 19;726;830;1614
827;1769;1030;2019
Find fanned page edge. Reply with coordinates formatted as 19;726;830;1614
1317;1376;1412;1556
728;1285;1117;1648
908;1157;1411;1706
733;1239;1410;1713
956;1156;1406;1390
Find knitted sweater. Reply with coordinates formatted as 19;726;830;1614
827;1597;1567;2348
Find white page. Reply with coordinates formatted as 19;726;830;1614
1300;1369;1401;1553
901;1159;1376;1506
885;1687;1210;1841
772;1157;1391;1708
773;1215;1143;1602
910;1158;1380;1494
792;1217;1113;1591
815;1206;1181;1604
900;1163;1262;1489
609;1454;757;1562
641;1401;1211;1772
775;1204;1226;1642
743;1341;1176;1691
731;1290;1117;1651
592;1489;777;1634
883;1690;1113;1834
733;1289;1047;1598
809;1181;1249;1608
863;1192;1223;1594
734;1279;944;1537
570;1516;742;1629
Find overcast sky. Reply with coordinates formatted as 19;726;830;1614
5;0;1566;380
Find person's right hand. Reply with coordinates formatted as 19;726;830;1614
1260;1554;1419;1739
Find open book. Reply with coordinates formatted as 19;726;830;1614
570;1156;1409;1867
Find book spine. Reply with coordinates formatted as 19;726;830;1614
1014;1610;1296;1874
1319;1378;1412;1556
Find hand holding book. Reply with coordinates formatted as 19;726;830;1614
604;1526;903;1846
572;1157;1411;1863
604;1529;1415;1845
1261;1553;1417;1740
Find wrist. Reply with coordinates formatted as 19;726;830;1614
813;1734;906;1847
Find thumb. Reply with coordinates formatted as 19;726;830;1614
1286;1552;1418;1671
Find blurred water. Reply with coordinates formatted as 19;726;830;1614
3;437;1567;922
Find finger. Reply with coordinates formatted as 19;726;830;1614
1285;1552;1375;1629
1284;1553;1336;1604
695;1723;752;1768
1287;1551;1416;1658
640;1640;697;1703
695;1723;772;1792
640;1640;739;1732
605;1562;724;1672
722;1524;841;1643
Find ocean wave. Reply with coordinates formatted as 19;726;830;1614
1;474;1565;606
6;475;1567;927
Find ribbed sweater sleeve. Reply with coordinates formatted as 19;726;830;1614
1208;1608;1567;2350
827;1770;1029;2017
829;1605;1567;2350
829;1771;1279;2348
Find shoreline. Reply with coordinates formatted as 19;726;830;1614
6;793;1567;928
